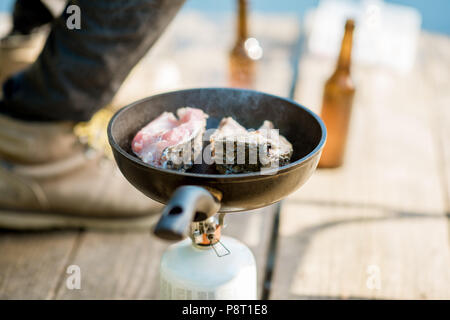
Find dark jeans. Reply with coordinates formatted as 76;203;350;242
0;0;185;122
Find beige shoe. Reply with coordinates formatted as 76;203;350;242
0;114;163;230
0;28;48;84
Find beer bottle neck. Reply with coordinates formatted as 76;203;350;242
237;0;248;42
336;23;354;73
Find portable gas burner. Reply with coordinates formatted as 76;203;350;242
108;88;326;299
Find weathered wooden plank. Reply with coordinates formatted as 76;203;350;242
418;34;450;219
54;13;294;300
111;12;299;107
55;229;167;299
56;206;276;299
0;231;78;299
290;34;447;215
0;12;297;300
271;33;450;300
439;84;450;217
270;202;450;299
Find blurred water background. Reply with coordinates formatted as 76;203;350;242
1;0;449;35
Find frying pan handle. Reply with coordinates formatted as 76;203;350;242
153;186;220;241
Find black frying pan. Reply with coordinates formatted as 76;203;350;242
107;88;326;240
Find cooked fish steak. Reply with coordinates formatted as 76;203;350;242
210;117;293;173
132;107;208;171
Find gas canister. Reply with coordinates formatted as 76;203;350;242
159;217;257;299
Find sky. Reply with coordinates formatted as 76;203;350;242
1;0;449;35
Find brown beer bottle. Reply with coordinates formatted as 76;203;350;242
318;19;355;168
229;0;255;88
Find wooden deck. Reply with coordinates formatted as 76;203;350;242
0;11;449;300
271;31;450;300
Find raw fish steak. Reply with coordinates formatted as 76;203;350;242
210;117;293;174
132;107;207;171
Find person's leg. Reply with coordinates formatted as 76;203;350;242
0;0;54;85
0;0;185;229
1;0;185;122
